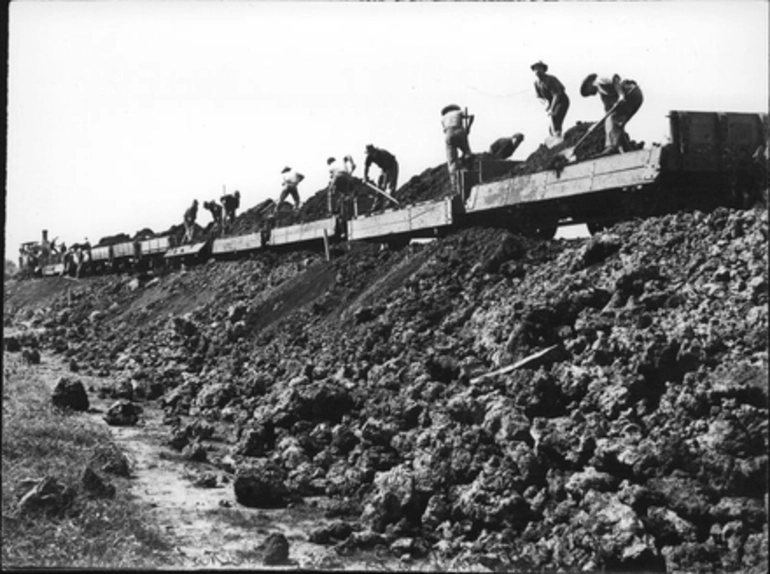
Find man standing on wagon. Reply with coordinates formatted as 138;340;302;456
531;61;570;144
580;73;643;156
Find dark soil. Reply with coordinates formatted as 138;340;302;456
6;197;768;571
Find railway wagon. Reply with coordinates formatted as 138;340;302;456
462;110;768;235
137;236;175;272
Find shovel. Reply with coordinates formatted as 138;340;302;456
362;180;400;206
557;85;637;163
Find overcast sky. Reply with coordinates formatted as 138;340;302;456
5;0;768;258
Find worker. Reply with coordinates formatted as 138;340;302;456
203;200;223;231
326;156;357;215
364;144;399;194
220;190;241;230
441;104;474;191
183;200;198;243
531;61;570;141
279;167;304;210
489;133;525;160
580;73;643;156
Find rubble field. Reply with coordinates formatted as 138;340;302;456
5;196;768;570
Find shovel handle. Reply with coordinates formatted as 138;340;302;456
570;84;638;154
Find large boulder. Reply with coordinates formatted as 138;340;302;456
51;377;89;411
233;462;290;508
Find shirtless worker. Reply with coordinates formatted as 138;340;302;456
441;104;474;192
580;73;643;156
489;133;525;160
531;61;570;143
279;167;304;210
326;156;357;216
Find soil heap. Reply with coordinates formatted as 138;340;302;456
6;194;767;571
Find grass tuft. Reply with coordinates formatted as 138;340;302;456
2;354;173;568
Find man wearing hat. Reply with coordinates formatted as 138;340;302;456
490;133;525;160
580;73;643;156
279;167;304;210
441;104;474;192
531;61;570;142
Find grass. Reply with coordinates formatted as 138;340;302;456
2;355;173;568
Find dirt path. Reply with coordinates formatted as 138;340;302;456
30;351;425;570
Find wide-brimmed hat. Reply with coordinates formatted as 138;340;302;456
531;61;548;72
281;167;291;173
441;104;461;116
580;73;599;97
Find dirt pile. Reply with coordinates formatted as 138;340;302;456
5;203;768;571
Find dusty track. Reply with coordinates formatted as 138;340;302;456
28;352;431;570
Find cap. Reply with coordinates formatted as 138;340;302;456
531;61;548;72
580;73;599;97
441;104;461;116
281;167;291;173
327;157;336;165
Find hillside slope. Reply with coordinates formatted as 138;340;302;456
4;205;768;572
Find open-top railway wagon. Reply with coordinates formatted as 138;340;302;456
31;110;766;278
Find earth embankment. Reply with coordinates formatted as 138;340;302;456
4;205;768;572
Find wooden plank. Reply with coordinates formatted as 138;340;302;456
348;198;454;240
465;148;663;214
212;232;263;254
271;217;338;246
165;242;207;259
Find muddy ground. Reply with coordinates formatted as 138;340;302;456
5;196;768;571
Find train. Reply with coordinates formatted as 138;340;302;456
21;109;768;279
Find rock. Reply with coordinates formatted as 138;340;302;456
578;233;622;269
577;491;661;571
18;476;75;516
195;382;234;409
80;466;116;498
233;462;290;508
261;532;290;566
103;399;143;426
361;464;420;532
565;466;619;499
710;496;766;528
182;441;207;462
308;521;353;545
51;377;90;411
5;336;21;352
21;348;41;365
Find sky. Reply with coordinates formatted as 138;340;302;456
5;0;769;259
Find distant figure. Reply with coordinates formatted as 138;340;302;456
279;167;304;210
203;200;223;231
531;61;570;141
327;156;357;215
183;200;198;243
220;191;241;231
489;133;525;160
581;73;643;156
343;154;357;176
441;104;474;191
